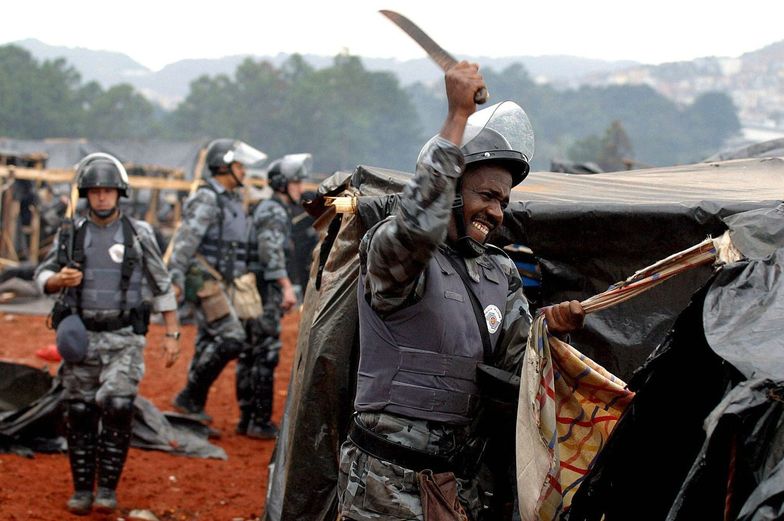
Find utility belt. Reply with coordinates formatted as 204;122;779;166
347;415;486;478
51;301;152;335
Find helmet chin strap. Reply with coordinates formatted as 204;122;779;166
451;185;486;259
229;169;244;188
91;206;118;219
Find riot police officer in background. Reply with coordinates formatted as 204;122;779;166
337;63;585;520
35;153;180;516
168;138;267;428
237;155;304;438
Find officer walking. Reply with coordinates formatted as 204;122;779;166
337;63;585;520
35;153;180;516
237;155;304;438
168;138;267;429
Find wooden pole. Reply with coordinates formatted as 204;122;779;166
162;147;207;264
29;206;40;263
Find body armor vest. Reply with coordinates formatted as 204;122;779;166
197;185;250;281
249;197;293;271
354;248;508;425
76;219;143;311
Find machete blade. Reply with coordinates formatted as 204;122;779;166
379;9;488;103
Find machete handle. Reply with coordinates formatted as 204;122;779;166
474;86;489;105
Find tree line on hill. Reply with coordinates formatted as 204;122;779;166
0;44;740;173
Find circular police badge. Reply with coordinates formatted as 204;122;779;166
108;243;125;263
484;304;502;334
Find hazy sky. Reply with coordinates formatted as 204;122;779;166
4;0;783;71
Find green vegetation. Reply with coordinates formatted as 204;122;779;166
0;44;741;172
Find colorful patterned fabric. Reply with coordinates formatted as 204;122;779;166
517;315;635;521
516;236;725;520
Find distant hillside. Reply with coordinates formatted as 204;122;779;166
17;37;784;130
14;38;150;86
12;39;638;107
579;39;784;129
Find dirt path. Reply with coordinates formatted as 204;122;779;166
0;310;298;520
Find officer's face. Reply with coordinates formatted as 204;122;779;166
449;163;512;244
230;162;246;185
287;180;304;203
87;187;119;215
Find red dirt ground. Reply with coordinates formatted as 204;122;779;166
0;310;299;521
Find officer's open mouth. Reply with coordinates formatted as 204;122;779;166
471;219;491;236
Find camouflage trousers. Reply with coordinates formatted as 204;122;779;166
187;287;247;387
338;412;483;521
236;280;282;416
61;326;146;405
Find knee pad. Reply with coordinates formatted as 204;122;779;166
217;338;245;360
100;396;134;429
67;400;99;431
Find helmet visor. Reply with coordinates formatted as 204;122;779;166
280;153;313;180
463;101;535;162
223;141;267;167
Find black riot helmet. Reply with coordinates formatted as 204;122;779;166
267;153;312;193
418;101;535;257
75;153;129;198
205;138;267;186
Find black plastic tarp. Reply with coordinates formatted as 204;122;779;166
265;167;408;521
512;156;784;378
0;362;226;460
565;203;784;520
265;156;784;521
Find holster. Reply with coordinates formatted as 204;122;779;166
418;469;469;521
50;300;73;329
129;302;152;335
476;363;520;432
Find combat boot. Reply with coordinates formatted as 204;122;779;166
172;388;213;424
245;420;279;439
65;400;98;515
175;339;243;423
95;397;133;514
235;408;251;435
66;491;94;516
93;487;117;514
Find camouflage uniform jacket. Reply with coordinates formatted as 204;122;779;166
338;136;532;520
251;194;292;281
168;177;246;288
360;136;531;373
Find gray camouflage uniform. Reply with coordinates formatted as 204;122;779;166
35;215;176;402
168;177;251;417
338;137;532;520
235;194;291;428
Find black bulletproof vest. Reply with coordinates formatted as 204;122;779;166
75;219;143;311
354;248;508;425
196;185;250;281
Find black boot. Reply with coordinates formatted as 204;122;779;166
65;400;98;516
244;357;278;439
172;387;213;424
174;339;243;422
235;406;251;435
94;396;134;514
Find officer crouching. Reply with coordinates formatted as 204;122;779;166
35;153;180;516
